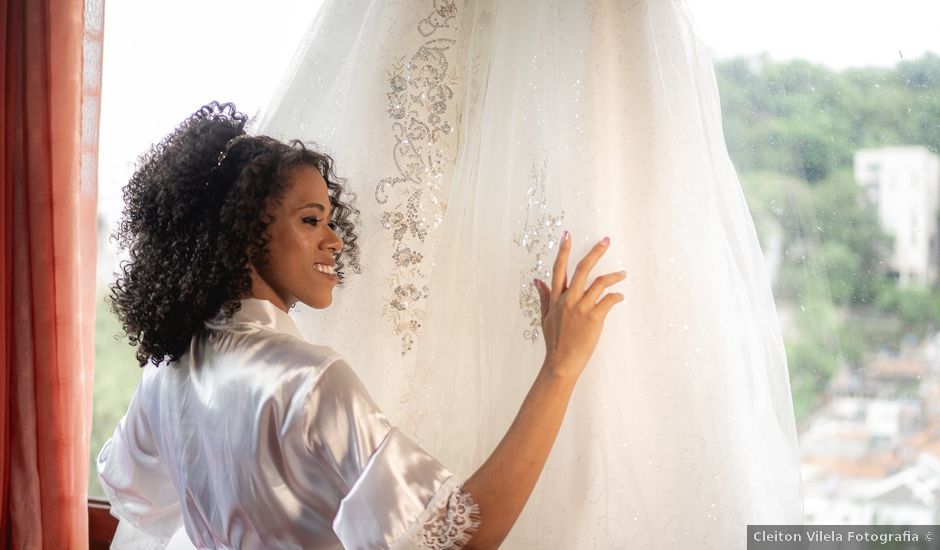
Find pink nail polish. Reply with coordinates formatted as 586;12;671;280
602;236;610;246
562;230;569;242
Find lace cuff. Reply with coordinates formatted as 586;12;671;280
392;475;482;550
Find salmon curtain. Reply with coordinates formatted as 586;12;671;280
1;0;103;546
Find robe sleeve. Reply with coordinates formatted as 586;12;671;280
96;383;183;546
304;358;481;549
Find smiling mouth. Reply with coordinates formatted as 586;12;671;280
313;266;337;281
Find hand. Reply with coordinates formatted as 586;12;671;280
533;231;626;379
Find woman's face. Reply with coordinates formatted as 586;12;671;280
249;164;344;312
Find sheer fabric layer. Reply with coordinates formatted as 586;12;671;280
254;0;805;547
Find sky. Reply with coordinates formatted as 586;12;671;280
687;0;939;69
98;0;322;214
96;0;940;261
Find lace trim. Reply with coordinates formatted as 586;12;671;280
391;475;482;550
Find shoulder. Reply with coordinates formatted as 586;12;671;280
212;323;346;378
234;332;352;405
271;332;345;374
146;328;352;419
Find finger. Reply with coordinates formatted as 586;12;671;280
534;278;549;322
594;292;624;317
568;236;611;299
550;230;571;305
582;271;627;306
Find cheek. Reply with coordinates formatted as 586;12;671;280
265;226;303;269
282;225;319;264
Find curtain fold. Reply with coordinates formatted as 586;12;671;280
1;0;102;546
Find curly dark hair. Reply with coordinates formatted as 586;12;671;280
110;101;362;368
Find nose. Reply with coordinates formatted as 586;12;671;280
324;227;343;253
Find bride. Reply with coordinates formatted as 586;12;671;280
250;0;804;547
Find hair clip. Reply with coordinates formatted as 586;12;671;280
205;133;251;188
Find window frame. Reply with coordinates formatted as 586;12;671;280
88;497;118;549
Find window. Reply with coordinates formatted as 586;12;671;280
90;0;324;498
690;0;940;525
94;0;940;528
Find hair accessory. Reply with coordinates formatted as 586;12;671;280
205;133;252;188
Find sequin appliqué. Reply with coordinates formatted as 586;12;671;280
512;153;565;342
376;0;459;355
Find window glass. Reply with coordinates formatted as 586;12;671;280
690;0;940;525
93;2;940;526
90;0;323;498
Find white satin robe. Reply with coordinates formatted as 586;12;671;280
96;298;480;549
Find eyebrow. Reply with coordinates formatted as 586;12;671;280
298;202;333;217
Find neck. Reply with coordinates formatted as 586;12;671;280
244;269;292;313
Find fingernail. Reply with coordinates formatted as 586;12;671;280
562;230;569;242
602;236;610;246
532;278;538;286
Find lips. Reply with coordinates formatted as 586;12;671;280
313;263;337;280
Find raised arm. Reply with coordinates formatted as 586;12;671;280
462;232;626;549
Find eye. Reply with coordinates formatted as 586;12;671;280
303;217;338;231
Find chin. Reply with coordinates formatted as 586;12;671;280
300;294;333;310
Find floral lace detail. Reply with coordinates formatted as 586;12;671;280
512;152;565;342
376;0;459;356
391;476;482;550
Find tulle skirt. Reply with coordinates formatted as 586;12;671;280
252;0;804;547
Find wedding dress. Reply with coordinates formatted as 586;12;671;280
251;0;805;547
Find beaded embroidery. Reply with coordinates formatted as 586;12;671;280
376;0;459;355
512;153;565;342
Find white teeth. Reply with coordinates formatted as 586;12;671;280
314;264;336;275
